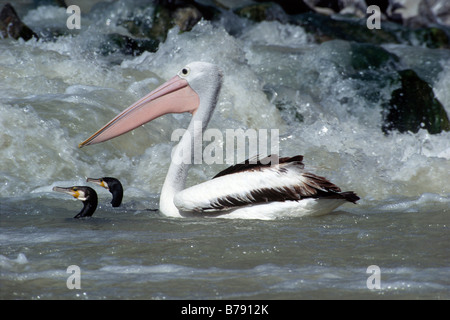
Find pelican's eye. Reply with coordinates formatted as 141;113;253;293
179;67;190;77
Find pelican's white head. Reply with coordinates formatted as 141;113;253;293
79;62;223;148
177;62;222;102
177;61;223;129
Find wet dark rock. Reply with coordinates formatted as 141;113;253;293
382;69;450;134
148;3;206;38
155;0;219;19
173;5;203;32
340;42;401;103
253;0;312;15
118;1;218;44
0;3;38;40
148;4;173;41
35;0;67;7
290;12;449;48
103;33;160;56
317;40;400;75
116;5;171;42
309;40;449;135
316;40;400;106
234;2;288;23
348;42;400;71
383;44;449;86
154;0;193;11
366;0;389;13
291;12;397;44
412;26;450;49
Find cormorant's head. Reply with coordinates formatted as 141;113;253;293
87;177;123;207
53;186;98;218
53;186;92;201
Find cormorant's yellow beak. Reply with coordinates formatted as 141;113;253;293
86;178;107;189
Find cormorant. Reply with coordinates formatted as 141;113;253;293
87;177;123;207
53;186;98;218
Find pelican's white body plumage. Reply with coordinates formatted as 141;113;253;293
173;159;346;218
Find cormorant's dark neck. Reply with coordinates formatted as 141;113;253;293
111;187;123;207
104;178;123;207
74;194;98;218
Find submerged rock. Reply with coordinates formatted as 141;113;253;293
118;2;216;44
313;40;400;103
291;12;396;44
261;0;312;15
0;3;38;40
349;42;399;71
234;2;289;22
102;33;160;56
290;12;449;49
412;26;450;49
323;41;449;135
322;40;400;73
173;5;203;32
34;0;67;8
382;69;450;134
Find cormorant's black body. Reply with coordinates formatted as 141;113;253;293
104;177;123;207
53;186;98;218
74;188;98;218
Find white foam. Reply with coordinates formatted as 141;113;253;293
240;21;310;48
1;8;449;212
23;5;68;28
0;253;28;269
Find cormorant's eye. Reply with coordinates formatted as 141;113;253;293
180;67;190;77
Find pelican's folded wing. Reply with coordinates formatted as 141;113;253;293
173;157;357;213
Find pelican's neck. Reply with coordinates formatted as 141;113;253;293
159;92;218;217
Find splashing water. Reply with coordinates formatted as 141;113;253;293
1;1;449;300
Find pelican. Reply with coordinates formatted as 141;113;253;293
79;62;359;219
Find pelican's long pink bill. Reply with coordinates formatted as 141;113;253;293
79;75;200;148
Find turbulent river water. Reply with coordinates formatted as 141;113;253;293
1;1;449;300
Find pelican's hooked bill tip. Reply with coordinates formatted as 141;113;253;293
78;139;89;148
78;133;97;148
